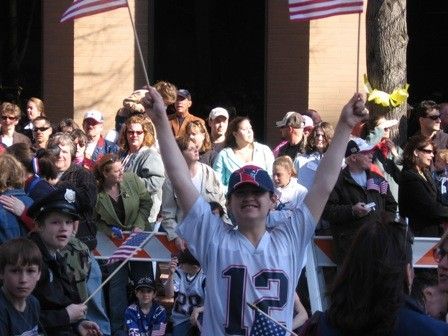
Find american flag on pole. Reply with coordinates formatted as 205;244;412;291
367;177;389;195
60;0;128;23
106;231;150;265
288;0;364;21
250;309;286;336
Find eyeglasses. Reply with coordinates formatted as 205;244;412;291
424;114;441;121
127;130;144;135
1;116;18;121
418;148;434;154
33;127;50;132
433;246;448;263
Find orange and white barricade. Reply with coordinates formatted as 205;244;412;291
307;236;439;312
93;230;180;276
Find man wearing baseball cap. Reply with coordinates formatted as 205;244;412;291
323;137;397;264
169;89;205;138
273;111;306;160
208;107;229;151
82;109;119;170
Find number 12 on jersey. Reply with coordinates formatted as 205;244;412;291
223;265;289;335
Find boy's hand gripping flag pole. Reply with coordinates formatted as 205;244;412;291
83;222;160;305
60;0;150;87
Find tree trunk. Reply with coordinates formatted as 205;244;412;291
366;0;408;144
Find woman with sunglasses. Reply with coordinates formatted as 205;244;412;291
0;102;31;148
399;134;448;236
119;115;165;225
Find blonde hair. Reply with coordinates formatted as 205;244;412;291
28;97;46;117
0;154;25;192
273;155;297;177
0;102;21;119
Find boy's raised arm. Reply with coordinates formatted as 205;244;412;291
143;87;199;214
304;93;368;222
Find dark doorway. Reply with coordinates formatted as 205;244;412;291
407;1;448;104
0;0;42;106
153;0;266;140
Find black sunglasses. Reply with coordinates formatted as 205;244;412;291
424;114;441;121
33;126;50;132
417;148;434;154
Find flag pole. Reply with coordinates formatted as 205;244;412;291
125;0;150;87
247;303;299;336
83;227;158;305
356;12;361;93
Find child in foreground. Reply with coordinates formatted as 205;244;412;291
144;86;367;334
27;187;101;335
0;237;42;335
125;277;167;336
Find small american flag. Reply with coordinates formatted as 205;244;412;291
151;323;167;336
288;0;364;22
367;178;388;195
107;231;150;265
60;0;128;23
250;309;286;336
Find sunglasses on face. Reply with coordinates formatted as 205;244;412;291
127;130;144;135
424;114;441;121
1;115;18;121
433;246;448;263
418;148;434;154
33;126;50;132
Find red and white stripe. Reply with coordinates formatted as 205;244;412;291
288;0;363;21
151;323;167;336
60;0;128;23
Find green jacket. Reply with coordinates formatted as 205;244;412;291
95;172;153;236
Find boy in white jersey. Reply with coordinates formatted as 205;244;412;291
143;87;367;335
165;249;206;335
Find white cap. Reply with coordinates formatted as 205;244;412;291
303;115;314;129
209;107;229;120
83;110;104;123
275;111;304;128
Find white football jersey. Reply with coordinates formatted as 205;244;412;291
178;197;315;335
171;268;206;327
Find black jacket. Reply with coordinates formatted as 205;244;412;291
399;168;448;236
323;167;397;263
29;232;81;336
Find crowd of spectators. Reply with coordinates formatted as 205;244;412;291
1;83;448;336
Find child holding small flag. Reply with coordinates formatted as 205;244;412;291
27;187;101;335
